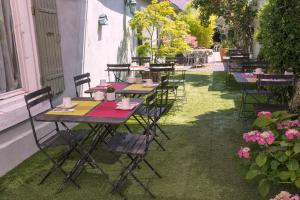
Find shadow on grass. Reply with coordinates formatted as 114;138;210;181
0;71;286;200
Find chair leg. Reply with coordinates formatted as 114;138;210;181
143;158;162;178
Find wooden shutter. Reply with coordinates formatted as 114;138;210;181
32;0;64;96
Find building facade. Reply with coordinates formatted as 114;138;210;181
0;0;148;176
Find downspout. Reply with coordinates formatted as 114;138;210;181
81;0;88;74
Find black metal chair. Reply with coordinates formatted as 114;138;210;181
24;87;90;189
165;57;177;64
149;63;178;101
105;92;161;198
240;74;296;117
107;64;130;82
135;85;171;144
241;60;268;73
131;57;151;65
74;73;92;97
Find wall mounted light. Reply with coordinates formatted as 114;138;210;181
125;0;137;14
98;14;108;25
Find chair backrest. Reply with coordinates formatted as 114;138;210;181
149;63;175;73
74;73;91;97
241;61;268;73
257;74;296;88
165;57;177;64
145;92;157;145
131;57;151;65
24;87;58;149
149;63;175;82
107;64;130;82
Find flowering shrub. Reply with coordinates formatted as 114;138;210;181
238;111;300;197
270;191;299;200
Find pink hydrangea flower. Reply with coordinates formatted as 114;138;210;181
258;111;272;118
260;130;275;145
243;130;260;142
285;129;299;140
291;195;300;200
238;147;250;159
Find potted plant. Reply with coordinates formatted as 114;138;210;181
219;40;230;61
135;73;143;84
106;86;115;101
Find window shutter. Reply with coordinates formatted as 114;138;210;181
32;0;64;96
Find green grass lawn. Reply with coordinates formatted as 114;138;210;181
0;72;265;200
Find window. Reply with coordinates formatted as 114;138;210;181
0;0;41;131
0;0;22;95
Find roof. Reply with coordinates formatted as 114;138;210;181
169;0;189;11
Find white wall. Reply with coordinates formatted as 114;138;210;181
83;0;149;88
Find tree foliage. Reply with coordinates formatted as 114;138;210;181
130;0;190;59
179;4;216;48
256;0;300;73
192;0;256;50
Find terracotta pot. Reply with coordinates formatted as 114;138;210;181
220;48;228;62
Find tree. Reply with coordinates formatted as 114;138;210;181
130;0;190;60
179;4;216;48
192;0;257;51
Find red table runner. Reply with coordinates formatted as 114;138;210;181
86;101;130;118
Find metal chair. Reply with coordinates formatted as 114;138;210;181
107;64;130;82
24;87;90;189
240;74;296;117
105;92;161;198
135;84;171;143
131;57;151;65
74;73;92;97
241;60;268;73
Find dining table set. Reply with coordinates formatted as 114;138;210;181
24;59;191;199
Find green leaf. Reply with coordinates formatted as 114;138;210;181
280;141;290;147
295;179;300;188
285;150;292;157
258;179;270;197
246;170;260;180
271;160;280;170
290;171;297;182
275;152;288;162
252;116;274;129
278;171;290;181
287;159;299;171
256;153;267;167
293;143;300;154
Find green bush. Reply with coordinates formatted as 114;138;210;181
239;111;300;197
256;0;300;73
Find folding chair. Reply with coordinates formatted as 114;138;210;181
253;74;296;114
241;60;268;73
24;87;91;188
105;92;161;198
107;64;130;82
135;86;171;145
239;61;269;117
226;55;249;86
131;57;151;65
74;73;92;97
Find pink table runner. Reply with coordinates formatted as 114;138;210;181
86;101;130;118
